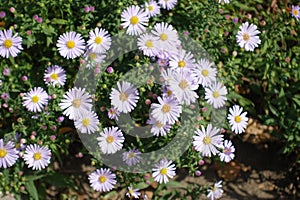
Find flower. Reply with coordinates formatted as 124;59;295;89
74;110;99;134
22;87;48;112
147;116;171;136
1;92;9;100
169;49;196;72
121;5;149;36
219;0;230;4
144;1;160;17
236;22;261;51
108;107;120;120
83;49;106;69
158;0;178;10
87;27;111;54
126;187;141;199
192;59;217;87
137;33;159;57
0;29;23;58
291;5;300;20
207;181;224;200
89;168;116;192
110;81;139;113
151;22;180;53
0;11;6;19
168;70;199;105
0;139;18;168
122;149;142;166
59;87;93;120
150;96;182;125
193;124;224;157
219;140;235;163
56;31;85;59
204;82;228;109
152;158;176;184
97;126;125;154
227;105;248;134
23;144;51;170
44;65;66;87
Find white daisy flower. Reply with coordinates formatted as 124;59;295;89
150;96;182;125
89;168;116;192
168;70;199;105
84;49;106;69
108;107;120;121
144;1;161;17
56;31;85;59
121;5;149;36
158;0;178;10
0;29;23;58
74;110;99;134
147;116;171;137
236;22;261;51
169;49;196;72
87;27;111;54
292;5;300;20
151;22;180;53
0;139;18;168
219;140;235;163
192;58;217;87
110;81;139;113
97;126;125;154
152;158;176;184
137;33;159;57
22;87;49;113
122;149;142;166
126;187;141;199
44;65;66;87
204;82;228;109
193;124;224;157
207;180;224;200
59;87;93;120
23;144;51;170
219;0;230;4
227;105;248;134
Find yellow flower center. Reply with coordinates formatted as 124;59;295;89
178;60;186;68
243;33;250;41
94;36;102;44
50;73;58;80
33;152;42;161
82;118;90;127
203;136;212;145
179;80;188;89
145;40;153;48
167;90;172;97
130;16;139;25
293;10;299;16
160;168;167;175
72;99;81;108
89;53;97;61
148;5;154;11
162;104;171;113
128;152;135;158
234;115;241;123
66;40;75;49
202;69;209;77
99;175;107;183
106;135;114;143
0;148;7;158
4;39;13;48
156;122;163;128
160;33;168;41
31;95;40;103
213;91;220;98
119;92;128;101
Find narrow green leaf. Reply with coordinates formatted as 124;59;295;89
25;180;39;200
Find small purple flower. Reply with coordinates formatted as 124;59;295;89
84;6;90;12
33;14;38;20
233;17;239;23
3;68;11;76
89;6;95;12
106;66;114;73
1;93;10;100
37;17;43;23
94;67;100;74
57;116;64;123
9;7;15;13
195;170;202;176
50;135;56;141
0;11;6;19
21;75;28;81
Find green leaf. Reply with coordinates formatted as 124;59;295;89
45;173;74;188
25;180;39;200
165;180;186;188
134;182;149;190
51;18;68;25
24;174;46;181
